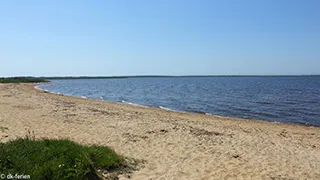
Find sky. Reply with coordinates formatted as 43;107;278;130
0;0;319;77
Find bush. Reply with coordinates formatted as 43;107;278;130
0;138;125;179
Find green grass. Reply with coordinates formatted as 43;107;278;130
0;77;49;83
0;138;126;179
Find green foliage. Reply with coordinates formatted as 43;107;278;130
0;77;48;83
0;138;124;179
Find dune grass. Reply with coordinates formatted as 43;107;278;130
0;138;126;179
0;77;48;83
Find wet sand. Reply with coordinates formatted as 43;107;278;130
0;83;319;179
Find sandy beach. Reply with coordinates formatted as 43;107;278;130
0;83;319;180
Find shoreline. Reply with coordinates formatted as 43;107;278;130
1;83;320;179
35;83;320;128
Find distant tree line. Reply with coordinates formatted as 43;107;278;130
0;77;49;83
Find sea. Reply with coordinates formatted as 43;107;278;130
37;76;320;126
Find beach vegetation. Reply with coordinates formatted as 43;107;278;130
0;138;127;179
0;77;49;83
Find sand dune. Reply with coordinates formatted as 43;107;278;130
0;84;319;179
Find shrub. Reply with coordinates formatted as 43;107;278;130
0;138;125;179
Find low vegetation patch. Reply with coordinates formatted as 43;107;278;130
0;77;48;83
0;138;128;179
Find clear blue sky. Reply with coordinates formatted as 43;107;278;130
0;0;319;76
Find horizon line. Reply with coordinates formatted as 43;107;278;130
2;74;320;79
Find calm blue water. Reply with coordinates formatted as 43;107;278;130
39;76;320;126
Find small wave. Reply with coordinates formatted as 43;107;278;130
160;106;212;115
34;86;56;94
121;100;148;108
293;122;320;127
81;96;87;99
304;100;318;104
255;101;273;105
35;86;49;92
233;107;251;112
34;86;41;90
285;101;297;105
213;115;226;118
189;110;207;115
159;106;178;112
254;112;279;118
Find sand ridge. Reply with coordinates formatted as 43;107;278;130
0;84;319;179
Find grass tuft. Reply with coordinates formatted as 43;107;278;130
0;138;126;179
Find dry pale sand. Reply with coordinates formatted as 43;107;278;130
0;84;319;180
